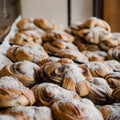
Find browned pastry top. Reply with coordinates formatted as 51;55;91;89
0;76;35;107
34;18;62;31
79;17;111;32
82;51;107;62
0;106;53;120
37;62;92;96
43;40;89;63
51;98;104;120
32;83;80;106
17;19;37;31
42;29;75;42
86;77;113;105
80;61;113;78
11;30;43;46
99;104;120;120
105;60;120;72
0;60;40;87
6;45;49;63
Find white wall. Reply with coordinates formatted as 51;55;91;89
20;0;93;26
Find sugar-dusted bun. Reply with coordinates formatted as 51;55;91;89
0;60;40;87
36;62;92;96
0;76;35;107
43;40;89;63
80;61;113;78
32;83;80;106
6;45;49;64
51;98;103;120
86;77;113;105
34;18;62;31
0;106;53;120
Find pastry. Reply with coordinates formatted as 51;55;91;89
51;98;103;120
17;19;37;31
34;18;61;31
99;104;120;120
32;83;80;106
0;76;35;107
112;88;120;101
82;51;107;61
43;40;89;63
36;62;92;96
0;106;53;120
78;17;111;32
80;61;113;78
6;45;49;64
74;27;109;44
85;77;113;105
100;33;120;50
42;30;75;42
105;72;120;88
0;54;12;70
10;30;43;46
74;37;100;51
0;115;16;120
107;46;120;61
0;60;40;87
105;60;120;72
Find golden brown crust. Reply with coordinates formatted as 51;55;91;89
80;62;113;78
51;98;104;120
32;83;80;106
43;40;89;63
0;76;35;107
74;37;100;51
42;30;75;42
0;61;40;87
81;51;107;62
105;72;120;89
36;62;91;97
112;88;120;101
10;30;43;46
0;106;53;120
99;104;120;120
85;77;113;105
6;45;49;63
34;18;61;31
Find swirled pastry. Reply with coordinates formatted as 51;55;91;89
78;17;111;32
6;45;49;64
82;51;107;62
0;76;35;107
42;30;75;42
17;19;37;31
80;61;113;78
105;72;120;89
43;40;89;63
74;37;100;51
112;88;120;101
75;27;109;44
107;46;120;61
10;30;43;46
100;33;120;50
85;77;113;105
0;54;12;70
99;104;120;120
32;83;80;106
51;98;103;120
34;18;61;31
0;106;53;120
36;62;92;96
0;61;40;87
105;60;120;72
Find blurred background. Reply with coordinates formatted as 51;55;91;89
0;0;120;40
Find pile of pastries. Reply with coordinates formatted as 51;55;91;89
0;17;120;120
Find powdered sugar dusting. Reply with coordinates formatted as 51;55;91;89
0;115;16;120
9;106;52;120
0;76;23;91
